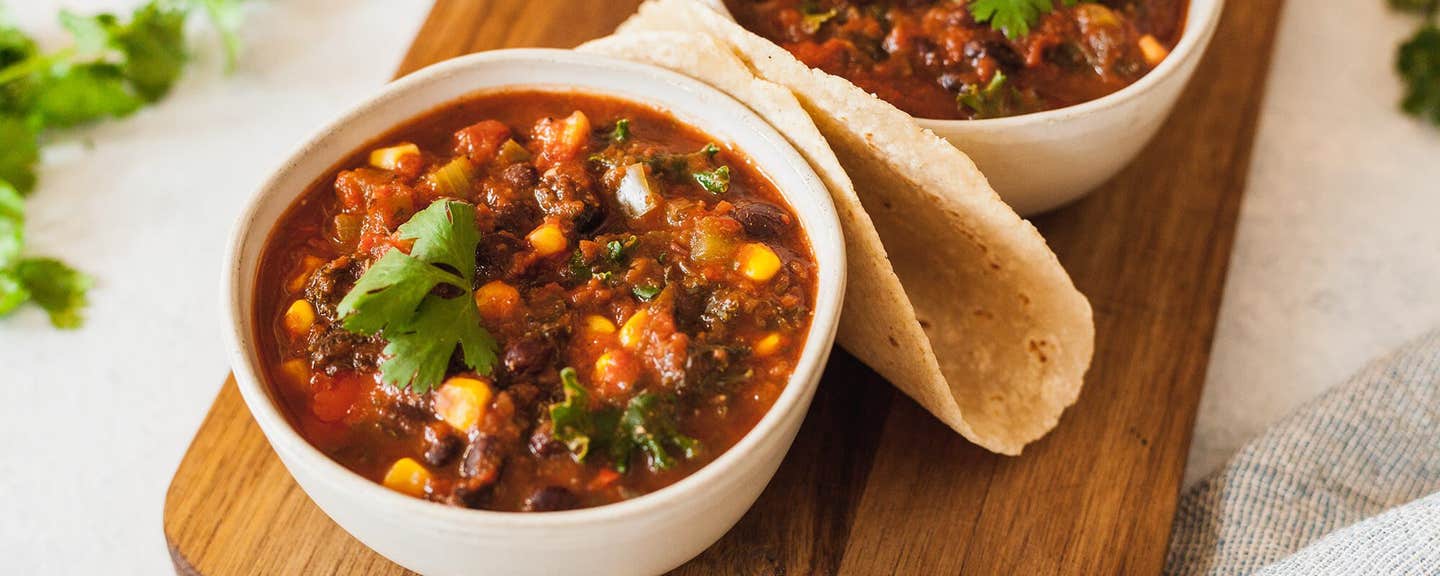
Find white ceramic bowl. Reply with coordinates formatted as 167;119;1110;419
222;49;845;576
703;0;1225;215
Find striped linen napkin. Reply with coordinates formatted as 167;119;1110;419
1166;330;1440;575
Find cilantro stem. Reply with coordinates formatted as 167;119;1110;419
0;47;76;85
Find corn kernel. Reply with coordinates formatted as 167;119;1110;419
382;457;431;497
527;222;568;257
368;143;420;170
754;333;784;357
474;281;521;322
434;377;493;432
619;308;649;349
1138;35;1169;67
283;300;316;336
279;359;310;386
737;243;782;282
585;315;617;334
287;256;325;293
595;351;619;377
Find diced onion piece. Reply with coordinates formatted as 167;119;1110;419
382;458;432;497
690;217;740;263
619;308;649;349
527;222;568;257
369;143;420;171
283;300;316;336
496;139;532;164
426;156;476;199
737;243;782;282
584;315;617;334
434;377;493;432
754;332;784;357
287;256;325;294
474;280;521;321
331;213;363;250
615;163;662;219
1138;34;1169;66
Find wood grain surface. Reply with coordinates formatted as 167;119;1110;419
164;0;1286;573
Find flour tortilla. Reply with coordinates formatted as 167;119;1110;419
581;1;1094;454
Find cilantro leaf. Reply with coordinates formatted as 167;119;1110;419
612;392;700;473
336;200;497;393
107;2;188;102
693;165;731;194
0;116;37;194
550;367;599;459
13;257;91;329
1398;24;1440;125
958;71;1014;119
379;290;494;393
0;25;38;114
0;180;23;267
30;63;143;127
632;284;661;301
968;0;1080;39
1389;0;1439;15
0;271;26;316
611;118;631;143
192;0;248;72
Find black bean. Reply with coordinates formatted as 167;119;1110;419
423;429;461;466
522;486;578;512
504;338;552;377
460;435;495;479
502;163;538;188
732;201;791;240
528;428;568;458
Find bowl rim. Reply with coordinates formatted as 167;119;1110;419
221;48;846;530
704;0;1226;128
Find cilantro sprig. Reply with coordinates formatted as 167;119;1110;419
548;367;701;473
1390;0;1440;125
968;0;1081;39
0;0;248;328
337;200;499;393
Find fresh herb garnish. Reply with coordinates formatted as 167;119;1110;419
800;1;838;34
632;284;662;301
968;0;1081;39
0;0;248;328
605;235;637;262
611;118;631;143
958;71;1014;118
700;142;720;158
337;200;499;393
693;165;731;194
546;367;701;473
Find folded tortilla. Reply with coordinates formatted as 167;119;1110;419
579;0;1094;455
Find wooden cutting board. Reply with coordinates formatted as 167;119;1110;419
164;0;1285;573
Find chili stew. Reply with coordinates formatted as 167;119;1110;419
254;91;817;512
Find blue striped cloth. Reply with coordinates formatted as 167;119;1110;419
1166;330;1440;575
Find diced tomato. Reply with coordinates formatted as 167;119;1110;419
299;416;350;450
312;373;366;423
593;348;641;399
369;183;417;229
454;120;512;165
587;468;621;491
531;111;591;169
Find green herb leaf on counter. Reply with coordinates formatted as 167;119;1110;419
0;0;249;329
337;200;498;393
693;165;730;194
1389;0;1439;15
968;0;1081;39
1397;25;1440;125
0;116;37;194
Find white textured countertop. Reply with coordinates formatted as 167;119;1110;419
1;0;1436;572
